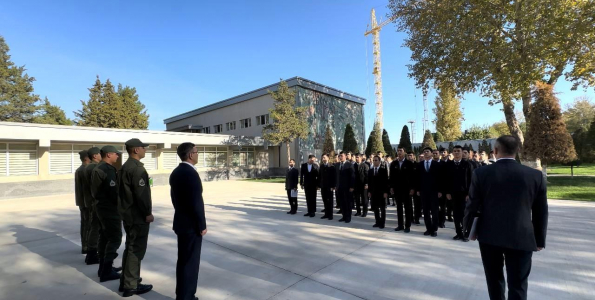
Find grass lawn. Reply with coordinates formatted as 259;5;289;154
241;178;285;183
547;163;595;176
548;176;595;201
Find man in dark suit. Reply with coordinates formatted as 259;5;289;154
285;159;299;214
354;153;370;217
170;143;208;300
465;136;548;300
440;148;454;222
407;151;422;225
390;147;415;233
445;145;474;242
368;155;389;229
333;156;342;211
300;155;320;217
318;154;336;220
336;151;355;223
416;147;444;237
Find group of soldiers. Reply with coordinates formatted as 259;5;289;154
285;145;494;240
74;138;154;297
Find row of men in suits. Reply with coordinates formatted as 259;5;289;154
284;145;494;239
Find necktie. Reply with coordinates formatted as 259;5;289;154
426;161;430;172
340;163;344;170
375;168;378;176
456;161;460;166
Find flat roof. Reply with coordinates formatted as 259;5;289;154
164;76;366;124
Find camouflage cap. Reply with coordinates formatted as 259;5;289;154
125;138;149;148
100;145;121;155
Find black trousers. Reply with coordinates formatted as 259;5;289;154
286;189;297;213
421;192;439;233
321;188;334;219
395;190;413;228
335;189;341;208
446;199;453;220
338;188;353;222
479;243;533;300
79;206;88;252
413;195;422;222
304;186;317;214
176;232;203;300
371;196;386;226
452;192;467;236
354;187;368;215
438;196;447;226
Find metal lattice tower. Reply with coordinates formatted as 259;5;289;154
408;120;416;144
422;89;429;135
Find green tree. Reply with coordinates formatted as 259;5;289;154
421;129;437;150
370;121;385;155
435;131;444;142
433;80;463;141
460;125;495;140
322;125;336;162
33;97;73;125
262;80;308;164
382;129;395;157
586;118;595;161
365;129;375;157
448;142;454;153
398;125;413;152
571;128;590;162
75;76;149;129
342;124;358;153
0;36;40;122
480;139;490;153
563;96;595;134
389;0;595;148
490;121;511;136
523;83;577;165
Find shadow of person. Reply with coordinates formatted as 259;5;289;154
10;224;172;300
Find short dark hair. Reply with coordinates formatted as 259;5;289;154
397;146;405;151
347;151;353;155
386;155;392;159
126;145;135;155
308;154;315;159
321;153;329;159
373;156;381;162
177;142;196;161
100;152;107;159
453;145;463;150
407;151;414;155
489;150;494;154
495;135;519;156
439;147;446;152
289;158;296;163
339;151;346;155
462;147;470;152
376;151;383;155
355;152;361;156
422;147;433;152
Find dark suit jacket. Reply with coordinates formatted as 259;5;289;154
355;161;370;190
389;158;415;193
318;163;336;189
368;166;389;201
465;159;548;251
300;163;319;188
285;167;299;190
416;160;444;195
170;163;207;234
337;161;355;191
445;160;474;195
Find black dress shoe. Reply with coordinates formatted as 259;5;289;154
378;225;384;229
335;205;340;208
354;212;361;216
321;209;326;213
337;210;342;214
119;278;143;292
328;218;333;220
394;226;404;231
338;218;345;222
431;232;438;237
373;224;379;227
361;213;367;217
290;211;297;215
309;214;315;218
447;218;454;222
122;283;153;297
453;235;462;240
321;216;328;219
404;228;410;233
423;231;431;236
440;224;446;229
304;213;310;217
462;238;469;242
344;220;351;223
287;211;292;214
82;249;88;254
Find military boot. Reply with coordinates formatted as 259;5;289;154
122;283;153;297
85;249;99;265
99;261;121;282
97;258;104;277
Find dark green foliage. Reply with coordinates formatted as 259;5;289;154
435;131;445;142
342;124;358;153
382;129;395;157
322;125;336;162
365;129;375;157
421;130;437;150
448;142;454;153
460;124;495;140
74;76;149;129
33;97;73;125
398;125;413;152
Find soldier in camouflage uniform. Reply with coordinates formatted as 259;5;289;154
75;150;90;254
83;147;102;265
91;145;123;282
118;138;154;297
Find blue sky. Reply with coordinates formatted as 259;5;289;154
1;0;593;142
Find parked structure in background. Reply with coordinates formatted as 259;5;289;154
164;77;366;163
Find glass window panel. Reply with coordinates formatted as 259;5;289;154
0;143;6;150
247;152;254;166
163;151;179;170
50;151;73;174
50;144;72;151
204;147;216;151
205;152;217;167
240;152;247;166
232;152;240;167
217;152;227;167
142;151;157;171
10;143;37;151
217;147;227;151
8;151;37;175
0;152;6;176
197;152;205;167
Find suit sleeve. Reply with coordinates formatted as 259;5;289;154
363;164;369;185
349;165;356;188
330;166;336;188
189;172;207;232
299;164;304;186
465;162;474;194
464;171;481;231
532;174;548;248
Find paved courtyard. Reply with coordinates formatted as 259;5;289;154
0;180;593;300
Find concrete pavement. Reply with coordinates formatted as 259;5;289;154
0;180;593;300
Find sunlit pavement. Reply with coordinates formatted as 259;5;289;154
0;180;593;300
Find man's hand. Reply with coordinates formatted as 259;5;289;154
465;195;470;202
317;187;320;190
368;192;372;198
331;188;335;191
293;188;298;192
409;189;415;196
200;229;208;236
438;192;443;198
417;191;420;196
446;194;452;200
349;188;354;192
390;188;394;195
365;184;369;190
537;247;544;251
383;193;388;199
145;214;154;223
